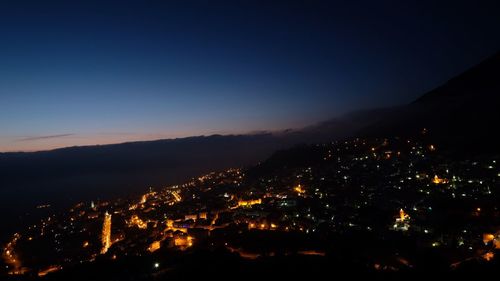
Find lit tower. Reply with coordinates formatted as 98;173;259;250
399;209;408;221
100;211;112;254
393;208;410;231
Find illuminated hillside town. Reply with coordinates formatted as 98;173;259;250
2;136;499;278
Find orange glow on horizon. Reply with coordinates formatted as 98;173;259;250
0;133;187;152
0;126;291;153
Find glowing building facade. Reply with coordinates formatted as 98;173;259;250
100;212;112;254
393;209;410;231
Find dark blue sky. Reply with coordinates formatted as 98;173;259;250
1;0;500;151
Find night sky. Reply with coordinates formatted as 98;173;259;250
1;0;500;151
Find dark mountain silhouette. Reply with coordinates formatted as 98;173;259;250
295;51;500;154
358;51;500;154
416;51;500;103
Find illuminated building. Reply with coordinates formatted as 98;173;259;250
165;219;188;233
148;241;161;252
166;219;174;228
237;199;262;208
174;236;193;249
483;251;495;261
432;175;448;184
294;184;305;195
483;233;495;244
399;209;408;221
128;215;148;229
140;194;147;204
171;191;182;202
100;212;112;254
483;233;500;249
184;214;198;221
393;209;410;231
